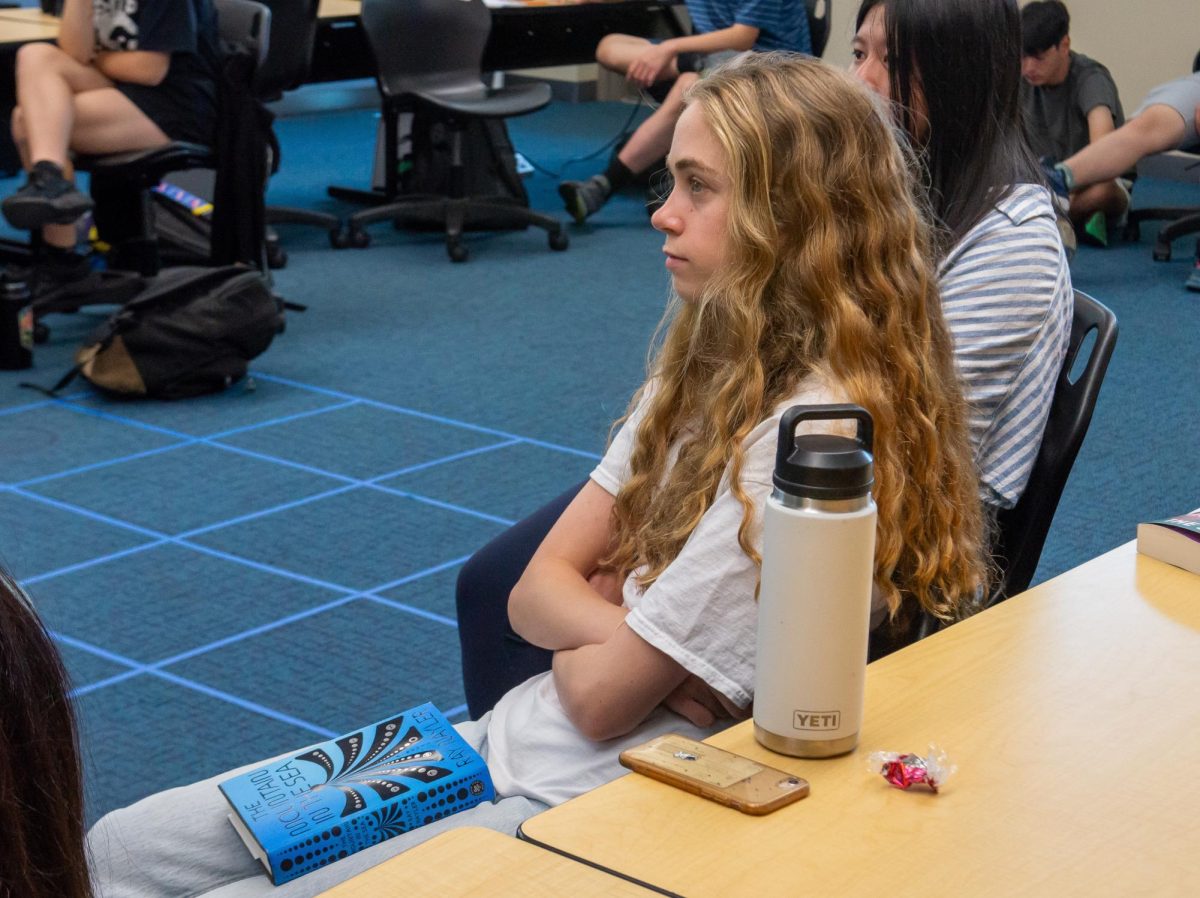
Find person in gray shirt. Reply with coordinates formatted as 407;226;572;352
1021;1;1127;241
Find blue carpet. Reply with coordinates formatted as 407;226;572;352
1;97;1198;827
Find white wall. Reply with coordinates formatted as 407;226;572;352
820;0;1197;108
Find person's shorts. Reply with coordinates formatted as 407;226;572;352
1133;71;1200;151
116;53;218;147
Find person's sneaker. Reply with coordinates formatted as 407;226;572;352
558;175;610;224
1079;210;1109;247
1;161;95;230
1186;263;1200;294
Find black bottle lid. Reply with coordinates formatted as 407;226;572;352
773;404;874;500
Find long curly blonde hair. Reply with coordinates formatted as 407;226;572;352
604;54;987;620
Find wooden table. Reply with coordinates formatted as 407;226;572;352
317;826;656;896
0;8;59;47
520;542;1200;897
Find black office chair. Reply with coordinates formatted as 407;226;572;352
989;290;1118;604
258;0;345;266
807;0;830;57
77;0;272;276
337;0;568;262
1121;50;1200;264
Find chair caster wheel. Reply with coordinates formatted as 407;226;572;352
349;228;371;249
1153;243;1171;262
33;321;50;344
330;228;351;249
447;241;469;263
548;230;569;251
266;245;288;269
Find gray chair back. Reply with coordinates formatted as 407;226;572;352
255;0;322;99
360;0;492;99
215;0;272;70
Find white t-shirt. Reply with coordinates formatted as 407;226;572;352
485;369;851;807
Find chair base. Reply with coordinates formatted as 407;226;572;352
1124;207;1200;262
264;205;348;267
345;195;568;262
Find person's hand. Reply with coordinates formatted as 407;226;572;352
627;43;676;89
587;568;625;605
663;675;747;727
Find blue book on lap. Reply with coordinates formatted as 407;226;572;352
219;703;494;885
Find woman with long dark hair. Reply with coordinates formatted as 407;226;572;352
0;565;93;898
851;0;1071;511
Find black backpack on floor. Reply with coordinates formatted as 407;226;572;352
41;265;284;400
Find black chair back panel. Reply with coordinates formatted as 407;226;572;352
361;0;492;99
255;0;322;98
991;290;1118;602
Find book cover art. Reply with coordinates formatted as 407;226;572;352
219;703;493;885
1151;510;1200;537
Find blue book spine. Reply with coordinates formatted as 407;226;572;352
219;703;494;885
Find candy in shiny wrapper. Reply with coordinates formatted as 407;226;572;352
867;744;955;793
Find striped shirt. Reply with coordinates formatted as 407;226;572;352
939;184;1073;510
686;0;813;54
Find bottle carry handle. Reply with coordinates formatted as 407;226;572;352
775;404;874;472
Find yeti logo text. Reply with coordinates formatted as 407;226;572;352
793;711;840;730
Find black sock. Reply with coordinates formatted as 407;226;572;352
603;155;635;193
31;160;66;180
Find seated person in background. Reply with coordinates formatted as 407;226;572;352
1047;72;1200;198
1;0;220;293
1020;1;1128;244
87;56;986;897
851;0;1072;511
455;0;1072;723
556;0;811;223
0;564;92;898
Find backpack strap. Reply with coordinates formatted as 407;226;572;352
20;363;84;397
20;308;134;396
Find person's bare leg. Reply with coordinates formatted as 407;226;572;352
13;42;112;168
558;37;690;222
10;86;168;250
1062;105;1187;189
558;73;698;222
1068;180;1129;224
615;72;697;174
4;45;106;232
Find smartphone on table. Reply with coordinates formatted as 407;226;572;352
618;733;809;816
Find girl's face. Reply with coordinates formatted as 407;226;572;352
851;4;929;140
650;104;732;303
851;5;890;100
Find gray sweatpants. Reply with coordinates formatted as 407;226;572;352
87;715;548;897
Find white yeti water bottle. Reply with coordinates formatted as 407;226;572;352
754;405;877;758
